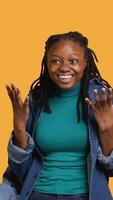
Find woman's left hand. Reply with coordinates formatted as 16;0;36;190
85;87;113;155
85;87;113;132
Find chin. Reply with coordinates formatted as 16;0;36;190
57;83;76;90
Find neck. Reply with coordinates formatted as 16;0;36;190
56;81;81;98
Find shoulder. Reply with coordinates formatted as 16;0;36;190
89;78;108;89
88;77;110;93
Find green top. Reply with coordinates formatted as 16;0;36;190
33;81;90;194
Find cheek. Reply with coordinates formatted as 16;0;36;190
47;67;57;81
48;65;58;74
73;65;85;73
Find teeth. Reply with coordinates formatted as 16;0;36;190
58;75;72;79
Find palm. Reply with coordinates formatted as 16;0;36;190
85;87;113;132
6;84;29;130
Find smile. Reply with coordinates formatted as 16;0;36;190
56;74;74;83
57;74;73;79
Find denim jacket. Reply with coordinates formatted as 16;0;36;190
2;78;113;200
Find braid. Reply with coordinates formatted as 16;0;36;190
30;31;110;124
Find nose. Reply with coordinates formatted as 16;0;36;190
58;68;71;73
58;61;71;73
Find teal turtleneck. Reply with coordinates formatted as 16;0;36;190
33;81;90;195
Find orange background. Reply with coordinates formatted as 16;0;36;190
0;0;113;194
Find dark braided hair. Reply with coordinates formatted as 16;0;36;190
30;31;110;124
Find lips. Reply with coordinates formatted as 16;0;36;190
56;73;74;84
56;74;73;79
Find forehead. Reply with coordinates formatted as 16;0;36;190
47;40;85;57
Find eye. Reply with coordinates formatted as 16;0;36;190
51;59;61;64
69;58;78;65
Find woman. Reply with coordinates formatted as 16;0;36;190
3;31;113;200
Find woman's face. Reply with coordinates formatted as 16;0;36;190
47;40;86;89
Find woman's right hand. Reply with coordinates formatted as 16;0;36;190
6;83;29;149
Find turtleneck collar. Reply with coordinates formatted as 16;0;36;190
56;81;81;98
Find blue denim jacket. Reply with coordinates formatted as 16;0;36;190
2;78;113;200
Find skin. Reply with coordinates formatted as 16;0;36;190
6;83;29;148
85;88;113;156
6;40;113;155
47;40;86;90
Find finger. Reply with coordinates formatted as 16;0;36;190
101;88;107;101
5;84;14;102
108;88;113;106
23;96;29;107
16;87;22;102
11;83;17;101
15;87;24;110
11;84;23;105
23;96;29;112
93;89;100;103
93;89;101;110
85;97;96;112
5;85;18;111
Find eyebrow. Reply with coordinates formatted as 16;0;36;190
50;54;80;58
50;54;61;58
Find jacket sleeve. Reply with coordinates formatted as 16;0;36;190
0;177;18;200
8;133;34;164
88;81;113;176
8;133;35;180
97;145;113;176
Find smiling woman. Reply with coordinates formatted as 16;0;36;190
0;31;113;200
47;40;86;89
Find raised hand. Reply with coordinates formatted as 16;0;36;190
85;87;113;155
6;83;29;149
85;88;113;132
